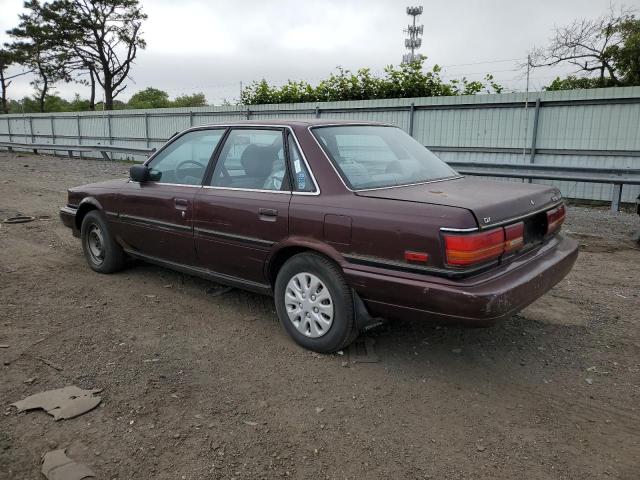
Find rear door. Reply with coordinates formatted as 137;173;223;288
115;128;225;265
193;128;291;285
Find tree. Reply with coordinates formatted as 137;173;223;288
6;0;70;112
0;48;31;114
173;92;207;107
531;7;639;88
240;58;503;105
47;0;147;110
610;16;640;84
127;87;170;109
544;75;612;91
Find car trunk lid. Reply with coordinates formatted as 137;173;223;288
355;176;562;229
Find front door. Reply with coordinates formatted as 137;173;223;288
114;128;226;265
193;128;291;285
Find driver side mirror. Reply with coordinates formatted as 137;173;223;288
130;164;150;183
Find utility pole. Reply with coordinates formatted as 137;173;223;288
523;54;531;161
402;6;424;64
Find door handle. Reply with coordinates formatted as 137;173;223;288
258;208;278;221
174;198;188;210
259;208;278;217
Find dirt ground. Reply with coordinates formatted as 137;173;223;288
1;151;639;480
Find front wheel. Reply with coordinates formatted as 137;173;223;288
80;210;125;274
274;253;358;353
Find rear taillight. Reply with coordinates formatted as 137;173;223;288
546;204;566;234
444;221;525;267
444;205;564;269
444;228;505;266
504;221;524;253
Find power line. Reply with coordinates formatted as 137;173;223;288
438;57;524;68
440;67;521;76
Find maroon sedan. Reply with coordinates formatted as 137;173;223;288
60;120;578;352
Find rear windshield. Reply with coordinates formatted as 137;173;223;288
311;125;458;190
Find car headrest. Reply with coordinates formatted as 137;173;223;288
240;144;275;177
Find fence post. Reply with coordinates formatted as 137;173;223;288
315;106;320;118
611;183;622;213
76;114;83;159
189;111;194;127
529;98;541;163
107;113;112;144
246;108;251;120
50;115;56;150
144;112;150;147
408;102;415;137
29;116;34;143
7;117;11;142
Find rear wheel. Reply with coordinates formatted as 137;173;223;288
80;210;125;274
274;253;358;353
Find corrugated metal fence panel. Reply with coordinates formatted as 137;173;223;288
53;117;79;139
413;106;532;148
111;114;145;140
536;102;640;150
32;117;53;142
1;86;639;202
81;115;110;141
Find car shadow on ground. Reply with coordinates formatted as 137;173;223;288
126;259;593;385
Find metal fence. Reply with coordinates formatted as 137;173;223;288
1;86;639;202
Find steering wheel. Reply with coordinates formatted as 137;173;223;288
174;159;205;183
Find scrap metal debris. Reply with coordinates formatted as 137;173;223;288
36;356;64;371
12;386;102;421
3;215;36;224
41;449;95;480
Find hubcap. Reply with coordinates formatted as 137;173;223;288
285;272;334;338
86;224;105;265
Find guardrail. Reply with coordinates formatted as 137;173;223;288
449;161;640;212
1;141;638;212
0;141;153;161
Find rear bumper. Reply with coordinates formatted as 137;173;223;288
344;235;579;325
60;205;79;237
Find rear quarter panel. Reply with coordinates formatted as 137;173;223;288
289;124;477;269
289;192;477;269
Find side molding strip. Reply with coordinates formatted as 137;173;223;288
343;254;495;278
195;227;274;248
118;214;192;233
124;249;273;295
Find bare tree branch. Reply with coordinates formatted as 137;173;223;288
527;5;637;86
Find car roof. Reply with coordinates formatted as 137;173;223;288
194;119;393;128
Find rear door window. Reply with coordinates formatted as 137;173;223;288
287;133;316;193
210;129;288;191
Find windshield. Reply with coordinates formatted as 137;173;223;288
312;125;458;190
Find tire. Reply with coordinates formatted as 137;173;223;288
80;210;125;274
274;252;358;353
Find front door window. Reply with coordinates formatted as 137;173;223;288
147;129;225;185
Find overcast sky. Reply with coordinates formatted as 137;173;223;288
1;0;637;104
